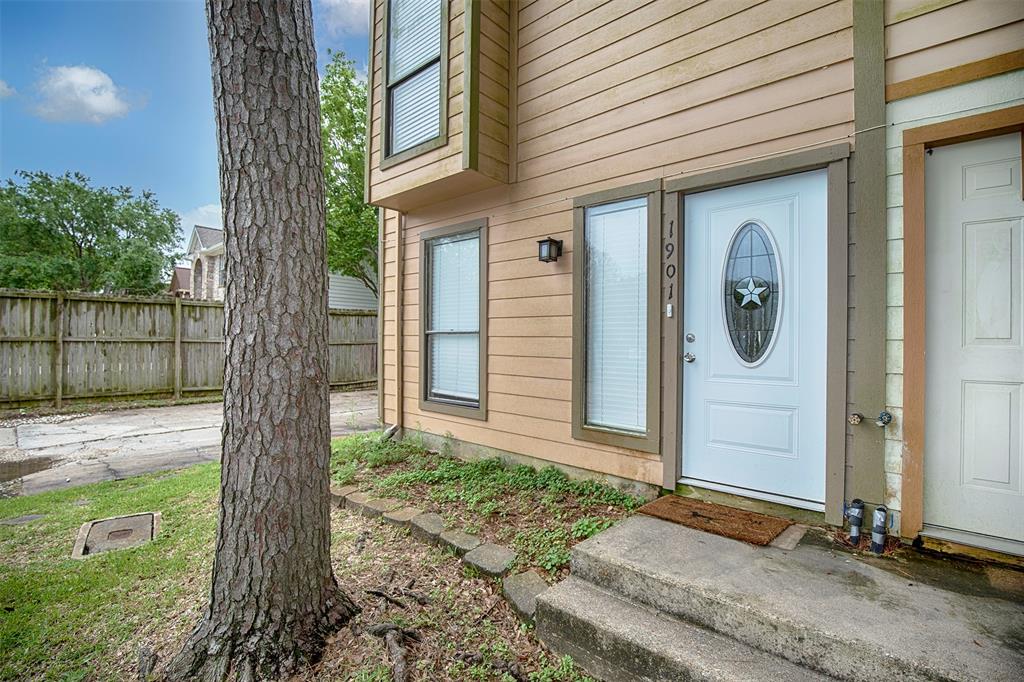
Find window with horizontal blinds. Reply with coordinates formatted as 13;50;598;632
386;0;443;156
584;197;648;433
427;231;480;404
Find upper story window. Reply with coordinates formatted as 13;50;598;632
385;0;446;161
419;218;487;420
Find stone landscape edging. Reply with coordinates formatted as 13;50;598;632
330;484;549;622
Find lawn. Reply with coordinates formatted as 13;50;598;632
0;432;637;680
0;464;218;681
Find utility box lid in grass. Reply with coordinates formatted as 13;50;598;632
71;512;161;558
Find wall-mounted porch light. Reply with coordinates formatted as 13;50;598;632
537;237;563;263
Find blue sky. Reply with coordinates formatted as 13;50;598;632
0;0;370;249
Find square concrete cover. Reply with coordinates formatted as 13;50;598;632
72;512;161;558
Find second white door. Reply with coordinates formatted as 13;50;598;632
681;170;828;507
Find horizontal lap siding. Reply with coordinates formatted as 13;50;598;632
376;0;855;485
381;209;400;425
477;0;511;182
368;0;465;203
884;0;1024;84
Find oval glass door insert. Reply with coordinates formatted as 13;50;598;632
723;221;781;364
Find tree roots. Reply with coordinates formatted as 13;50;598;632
160;588;359;682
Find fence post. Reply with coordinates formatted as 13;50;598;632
54;293;64;408
174;296;182;399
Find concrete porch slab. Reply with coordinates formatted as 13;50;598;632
566;514;1024;681
537;576;832;682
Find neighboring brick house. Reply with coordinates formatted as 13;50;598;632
184;225;227;301
181;224;378;308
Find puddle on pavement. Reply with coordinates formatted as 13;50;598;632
0;457;56;483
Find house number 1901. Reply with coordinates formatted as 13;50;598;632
665;219;677;303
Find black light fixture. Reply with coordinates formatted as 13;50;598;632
537;237;563;263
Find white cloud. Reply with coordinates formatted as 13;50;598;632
180;203;223;230
33;65;134;123
319;0;370;36
0;80;14;99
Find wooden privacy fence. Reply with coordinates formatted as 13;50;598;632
0;289;377;407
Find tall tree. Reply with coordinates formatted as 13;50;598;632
163;1;358;679
0;170;179;294
321;50;378;296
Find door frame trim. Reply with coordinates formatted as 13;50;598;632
662;144;850;525
900;104;1024;540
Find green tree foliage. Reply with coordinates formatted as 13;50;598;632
321;50;378;297
0;170;179;294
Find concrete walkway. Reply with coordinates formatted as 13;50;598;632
0;390;378;496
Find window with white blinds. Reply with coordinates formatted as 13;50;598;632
426;231;480;405
386;0;443;157
584;197;648;433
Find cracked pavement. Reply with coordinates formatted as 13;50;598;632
0;390;379;496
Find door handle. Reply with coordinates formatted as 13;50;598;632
683;353;696;363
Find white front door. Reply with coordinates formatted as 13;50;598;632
681;170;828;508
924;133;1024;553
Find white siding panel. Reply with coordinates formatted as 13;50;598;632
329;274;378;310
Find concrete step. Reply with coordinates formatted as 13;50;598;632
536;576;833;682
568;515;1024;682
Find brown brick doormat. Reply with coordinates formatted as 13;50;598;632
637;495;792;546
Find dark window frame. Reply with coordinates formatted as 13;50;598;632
380;0;450;170
571;180;662;454
418;217;488;420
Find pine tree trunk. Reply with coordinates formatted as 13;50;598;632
163;1;358;679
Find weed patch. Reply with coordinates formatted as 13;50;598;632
330;432;642;580
512;528;571;573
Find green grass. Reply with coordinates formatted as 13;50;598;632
330;431;431;484
0;464;220;681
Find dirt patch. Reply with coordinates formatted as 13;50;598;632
129;509;588;681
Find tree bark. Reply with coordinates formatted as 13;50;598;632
163;1;358;679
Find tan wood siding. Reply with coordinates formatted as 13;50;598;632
884;0;1024;85
380;209;400;424
474;0;512;183
375;0;857;485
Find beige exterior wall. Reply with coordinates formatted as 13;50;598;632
883;0;1024;87
189;252;225;302
476;0;511;183
377;0;857;487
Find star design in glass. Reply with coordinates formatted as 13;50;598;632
735;276;769;310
